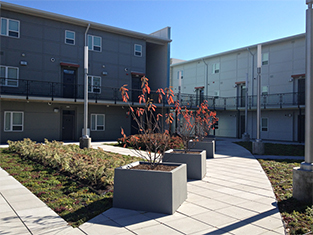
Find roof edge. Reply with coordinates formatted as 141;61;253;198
0;1;171;44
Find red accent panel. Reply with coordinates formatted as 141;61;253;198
291;74;305;78
131;71;145;77
60;62;80;68
194;86;204;89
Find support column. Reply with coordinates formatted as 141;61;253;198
292;0;313;204
252;45;264;154
80;24;91;149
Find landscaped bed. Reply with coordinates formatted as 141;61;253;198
0;139;140;227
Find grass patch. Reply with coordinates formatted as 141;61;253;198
258;159;313;235
0;140;140;227
235;141;304;156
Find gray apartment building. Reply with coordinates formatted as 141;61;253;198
0;2;171;143
171;34;306;142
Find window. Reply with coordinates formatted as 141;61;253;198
177;70;183;79
261;117;268;131
65;30;75;45
91;114;105;131
134;44;142;57
1;17;20;38
262;53;269;65
88;76;101;93
212;63;220;74
262;86;268;95
4;111;23;132
88;35;101;51
0;65;19;87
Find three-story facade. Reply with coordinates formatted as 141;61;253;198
0;2;171;143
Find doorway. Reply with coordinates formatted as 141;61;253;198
63;69;76;98
298;79;305;105
62;110;75;141
132;76;141;103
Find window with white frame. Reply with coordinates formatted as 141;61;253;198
4;111;23;132
65;30;75;45
261;117;268;131
88;76;101;93
1;17;20;38
0;65;19;87
134;44;142;57
262;53;269;65
91;114;105;131
88;35;101;51
212;63;220;74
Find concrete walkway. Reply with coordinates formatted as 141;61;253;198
0;139;286;234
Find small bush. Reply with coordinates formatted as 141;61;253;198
117;134;184;152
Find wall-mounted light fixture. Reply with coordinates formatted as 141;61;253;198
124;68;128;72
102;71;108;76
51;58;55;62
289;78;294;82
48;102;52;106
53;108;59;113
233;84;237;88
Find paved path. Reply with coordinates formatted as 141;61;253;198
0;139;286;234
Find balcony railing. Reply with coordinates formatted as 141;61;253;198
0;78;305;110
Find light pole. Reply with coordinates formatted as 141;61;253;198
292;0;313;204
252;44;264;154
80;24;91;149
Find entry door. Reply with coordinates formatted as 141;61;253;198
239;84;246;107
298;79;305;105
132;76;141;103
63;69;76;98
62;110;75;141
240;115;245;137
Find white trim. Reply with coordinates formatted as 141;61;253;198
0;17;20;38
261;117;268;132
65;30;75;45
88;75;101;93
88;34;102;52
0;65;19;87
134;44;142;57
90;114;105;131
4;111;24;132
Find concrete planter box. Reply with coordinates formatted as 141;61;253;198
189;140;215;158
163;149;206;180
113;161;187;214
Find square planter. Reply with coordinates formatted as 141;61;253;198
113;161;187;215
163;149;206;180
189;139;215;158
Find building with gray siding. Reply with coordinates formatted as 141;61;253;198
0;2;171;143
170;34;306;142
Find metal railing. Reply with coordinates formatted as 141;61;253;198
0;78;305;109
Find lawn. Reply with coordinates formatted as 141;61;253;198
0;139;140;227
235;142;312;235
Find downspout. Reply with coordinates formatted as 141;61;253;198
202;59;209;97
83;24;90;138
247;47;255;138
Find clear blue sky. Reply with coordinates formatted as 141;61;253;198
3;0;307;61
